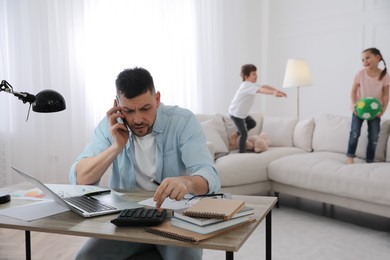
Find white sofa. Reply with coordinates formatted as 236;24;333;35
196;113;390;218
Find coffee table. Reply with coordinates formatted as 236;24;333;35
0;183;277;260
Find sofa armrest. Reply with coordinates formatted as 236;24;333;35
206;141;215;161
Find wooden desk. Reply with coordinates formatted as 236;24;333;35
0;184;277;260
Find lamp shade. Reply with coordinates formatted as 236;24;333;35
32;89;66;113
283;59;312;88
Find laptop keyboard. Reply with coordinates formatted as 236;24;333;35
64;196;117;213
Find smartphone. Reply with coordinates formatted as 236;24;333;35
115;96;130;131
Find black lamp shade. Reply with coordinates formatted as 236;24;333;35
32;89;66;113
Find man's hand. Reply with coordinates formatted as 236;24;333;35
107;99;129;151
152;176;209;208
153;177;189;208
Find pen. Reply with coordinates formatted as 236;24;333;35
84;189;111;197
150;178;161;186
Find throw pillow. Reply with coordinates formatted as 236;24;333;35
262;116;298;147
201;119;228;153
312;114;350;154
293;118;315;152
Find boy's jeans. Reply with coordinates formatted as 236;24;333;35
346;113;380;163
230;115;257;153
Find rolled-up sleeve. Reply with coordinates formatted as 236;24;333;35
179;114;221;193
69;118;112;185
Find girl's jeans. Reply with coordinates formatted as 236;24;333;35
230;115;257;153
346;113;380;163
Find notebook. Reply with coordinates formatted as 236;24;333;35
173;206;254;226
182;198;245;220
171;215;251;234
11;166;141;218
146;218;255;243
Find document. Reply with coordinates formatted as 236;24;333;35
11;184;109;200
138;197;190;210
1;184;109;221
0;200;69;221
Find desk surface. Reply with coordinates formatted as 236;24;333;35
0;183;277;252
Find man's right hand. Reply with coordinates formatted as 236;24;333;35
107;99;130;151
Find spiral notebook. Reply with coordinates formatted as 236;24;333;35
145;218;255;243
182;198;245;220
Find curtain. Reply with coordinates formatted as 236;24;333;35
0;0;264;185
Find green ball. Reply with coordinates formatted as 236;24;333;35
355;97;382;120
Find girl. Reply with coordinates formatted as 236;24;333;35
229;64;287;153
346;48;390;164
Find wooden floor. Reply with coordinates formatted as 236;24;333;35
0;228;87;260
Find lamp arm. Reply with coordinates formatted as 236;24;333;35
1;80;36;103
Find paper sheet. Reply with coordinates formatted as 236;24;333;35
11;184;109;200
0;200;69;221
138;197;190;210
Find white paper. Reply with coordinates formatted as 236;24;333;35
0;200;69;221
138;197;190;210
11;184;110;201
45;184;109;198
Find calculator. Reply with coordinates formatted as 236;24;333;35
110;207;167;227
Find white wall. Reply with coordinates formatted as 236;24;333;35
195;0;266;114
2;0;390;186
261;0;390;119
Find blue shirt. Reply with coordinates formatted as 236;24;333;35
69;104;221;193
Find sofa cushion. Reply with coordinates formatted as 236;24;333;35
269;152;390;206
312;114;388;161
312;114;350;154
200;117;228;153
373;120;390;162
261;116;298;147
356;119;390;162
312;115;359;158
293;117;314;152
214;147;306;187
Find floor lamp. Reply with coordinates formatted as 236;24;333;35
282;59;313;118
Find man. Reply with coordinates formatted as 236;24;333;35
69;67;220;259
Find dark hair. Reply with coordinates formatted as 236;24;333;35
240;64;257;81
363;47;387;81
115;67;155;98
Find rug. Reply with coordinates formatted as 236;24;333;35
203;205;390;260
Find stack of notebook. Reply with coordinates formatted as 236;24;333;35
146;198;255;243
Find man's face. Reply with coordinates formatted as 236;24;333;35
117;90;161;137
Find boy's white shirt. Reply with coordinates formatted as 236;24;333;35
229;81;259;118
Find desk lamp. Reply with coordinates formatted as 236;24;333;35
1;80;66;118
0;79;66;204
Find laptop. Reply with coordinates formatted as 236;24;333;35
11;166;141;218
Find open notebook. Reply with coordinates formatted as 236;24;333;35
11;166;141;218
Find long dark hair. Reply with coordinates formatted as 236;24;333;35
363;47;387;81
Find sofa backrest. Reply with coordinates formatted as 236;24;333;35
261;116;299;148
196;112;390;162
195;113;263;153
312;114;390;162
